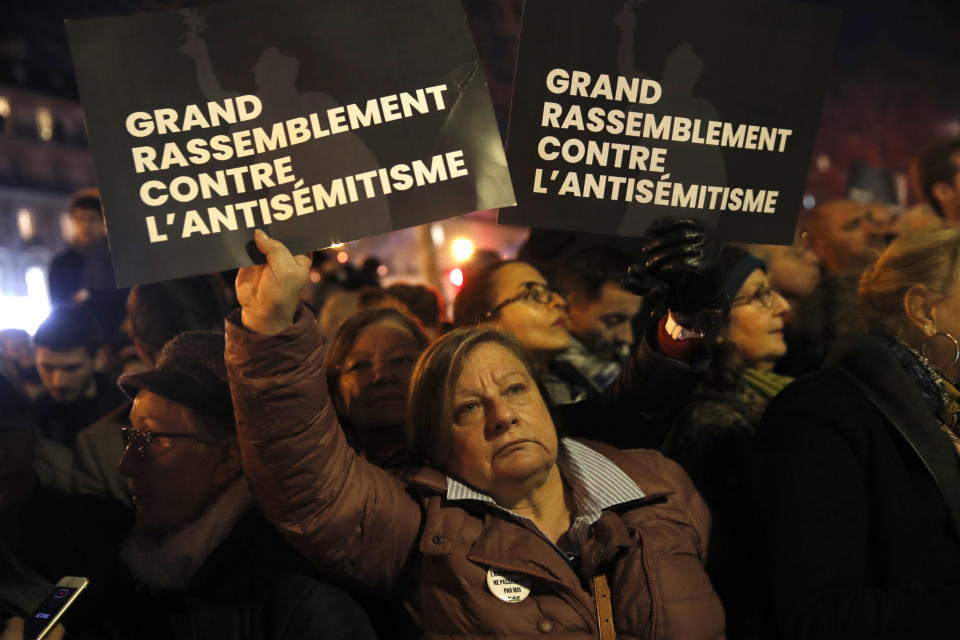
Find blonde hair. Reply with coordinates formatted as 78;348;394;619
856;226;960;338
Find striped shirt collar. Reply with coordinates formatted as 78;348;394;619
445;438;646;549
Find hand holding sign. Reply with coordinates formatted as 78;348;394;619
624;216;722;328
66;0;514;286
236;230;310;336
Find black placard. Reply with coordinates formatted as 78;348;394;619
67;0;515;286
500;0;840;243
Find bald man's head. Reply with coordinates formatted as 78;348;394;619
806;199;887;275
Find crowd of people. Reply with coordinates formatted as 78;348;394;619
3;135;960;639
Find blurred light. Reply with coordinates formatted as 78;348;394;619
430;223;445;246
815;154;831;171
376;264;389;277
17;209;33;240
328;242;344;249
449;267;464;288
941;121;960;137
336;251;349;264
35;107;53;141
59;212;72;241
802;194;816;209
452;237;474;263
0;96;10;118
309;270;323;284
0;266;51;334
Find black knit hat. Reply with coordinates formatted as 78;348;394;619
717;246;767;303
118;331;234;428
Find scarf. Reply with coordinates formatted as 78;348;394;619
119;477;252;591
878;334;960;453
739;367;794;401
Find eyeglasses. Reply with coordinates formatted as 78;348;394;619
120;425;205;459
730;284;781;310
484;281;568;320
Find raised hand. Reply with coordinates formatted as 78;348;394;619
235;230;311;335
623;216;722;320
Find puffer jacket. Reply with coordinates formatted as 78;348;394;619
225;310;725;640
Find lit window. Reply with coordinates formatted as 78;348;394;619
36;107;53;141
17;209;33;240
430;223;445;246
25;266;48;302
0;96;9;118
59;212;73;240
0;266;51;334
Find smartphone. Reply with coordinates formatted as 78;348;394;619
22;577;89;640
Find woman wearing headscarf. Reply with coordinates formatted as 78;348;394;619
661;246;792;639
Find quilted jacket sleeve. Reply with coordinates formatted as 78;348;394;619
648;451;725;640
225;308;423;593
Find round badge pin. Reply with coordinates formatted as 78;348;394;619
486;568;532;603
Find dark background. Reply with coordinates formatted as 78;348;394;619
3;0;959;206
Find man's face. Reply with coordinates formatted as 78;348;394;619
932;152;960;224
566;281;641;357
36;346;95;403
70;206;105;247
119;391;237;535
809;200;884;274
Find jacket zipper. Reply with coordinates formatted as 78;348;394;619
636;531;657;640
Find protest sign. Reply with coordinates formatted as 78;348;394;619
500;0;840;243
67;0;515;286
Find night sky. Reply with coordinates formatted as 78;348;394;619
3;0;958;201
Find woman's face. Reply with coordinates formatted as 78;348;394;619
485;263;570;363
337;320;422;429
725;269;790;371
446;342;558;501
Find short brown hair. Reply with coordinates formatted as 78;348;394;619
69;187;102;216
918;138;960;217
856;226;960;339
406;328;553;468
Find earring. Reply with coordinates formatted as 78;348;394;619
921;332;960;370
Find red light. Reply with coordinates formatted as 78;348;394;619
449;268;464;287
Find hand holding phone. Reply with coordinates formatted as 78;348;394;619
21;577;87;640
1;618;64;640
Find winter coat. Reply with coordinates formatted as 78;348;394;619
663;375;777;640
100;505;375;640
759;335;960;639
225;310;726;640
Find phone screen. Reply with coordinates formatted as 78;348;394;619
23;585;82;640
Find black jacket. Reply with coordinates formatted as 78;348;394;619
759;335;960;640
100;510;376;640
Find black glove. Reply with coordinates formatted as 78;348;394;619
623;216;723;324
